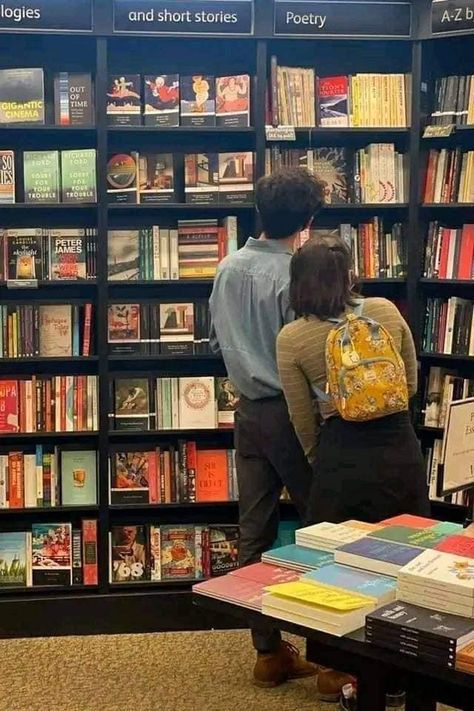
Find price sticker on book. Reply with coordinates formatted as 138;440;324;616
423;124;455;138
265;125;296;141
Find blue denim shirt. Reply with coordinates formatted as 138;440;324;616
209;237;293;400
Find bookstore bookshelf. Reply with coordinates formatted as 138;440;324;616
0;0;472;637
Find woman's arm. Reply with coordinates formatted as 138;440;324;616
277;327;318;463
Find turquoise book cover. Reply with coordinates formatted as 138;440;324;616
61;450;97;505
265;544;334;570
302;564;397;603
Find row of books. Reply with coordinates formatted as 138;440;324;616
112;376;237;433
429;74;474;127
110;445;237;506
426;440;474;506
0;521;97;588
423;149;474;204
0;447;97;509
107;73;250;128
0;228;97;282
107;151;254;206
110;523;240;583
0;377;98;433
0;149;96;205
108;301;210;357
108;218;237;282
268;61;409;128
423;366;474;429
345;221;405;279
422;297;474;356
423;222;474;280
0;303;93;359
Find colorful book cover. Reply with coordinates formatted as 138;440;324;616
7;231;43;280
381;514;438;529
54;72;94;126
108;303;143;355
49;230;87;280
209;525;240;576
23;150;60;203
196;449;229;502
0;68;44;124
150;525;161;581
60;450;97;506
31;523;72;586
317;75;349;127
216;377;239;426
138;153;174;204
0;532;28;586
159;302;194;356
111;525;149;582
184;153;219;204
216;74;250;127
107;152;138;204
107;74;141;125
231;562;300;585
336;539;424;567
0;150;15;204
0;380;19;432
61;149;97;203
435;535;474;559
218;152;253;205
110;451;151;505
369;526;450;549
82;519;98;585
303;564;397;604
263;544;334;571
313;148;349;204
39;304;72;356
180;75;215;127
144;74;179;126
107;230;140;281
193;575;264;610
161;525;196;580
114;378;150;431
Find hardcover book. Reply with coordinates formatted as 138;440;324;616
180;75;215;127
216;377;239;426
107;74;142;126
0;532;28;587
114;378;150;431
0;68;44;124
110;525;149;582
49;230;87;280
184;153;219;204
23;151;60;203
108;303;143;355
108;230;140;281
209;524;240;576
216;74;250;127
313;148;349;204
39;304;72;356
196;449;229;502
107;152;138;204
144;74;179;126
0;380;19;432
218;152;253;205
110;451;151;505
31;523;72;586
7;230;43;280
54;72;94;126
0;150;15;204
317;75;349;127
161;525;196;580
178;376;216;429
138;153;174;204
60;450;97;506
82;519;98;585
61;149;97;203
159;302;194;356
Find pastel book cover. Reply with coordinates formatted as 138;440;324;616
368;525;450;549
303;563;397;604
398;549;474;596
231;562;300;585
60;450;97;506
181;75;215;127
263;544;334;570
193;575;264;610
335;539;424;571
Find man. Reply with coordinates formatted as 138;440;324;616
209;168;351;698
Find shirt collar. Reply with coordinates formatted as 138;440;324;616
245;237;293;256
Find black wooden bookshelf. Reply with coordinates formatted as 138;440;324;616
0;0;472;637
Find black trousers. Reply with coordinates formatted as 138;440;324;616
235;394;313;653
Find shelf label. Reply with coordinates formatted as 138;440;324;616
265;125;296;141
432;0;474;34
0;0;92;32
274;0;411;37
423;124;455;137
113;0;254;34
7;279;38;289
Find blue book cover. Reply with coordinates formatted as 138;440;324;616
302;564;397;601
271;520;298;550
430;522;464;536
338;538;423;566
264;544;334;569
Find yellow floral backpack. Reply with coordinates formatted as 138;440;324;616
320;301;409;421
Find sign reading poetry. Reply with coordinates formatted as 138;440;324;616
114;0;254;34
432;0;474;35
0;0;92;31
274;0;411;37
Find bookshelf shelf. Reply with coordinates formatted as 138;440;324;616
107;280;213;287
0;204;97;210
419;352;474;362
109;502;238;510
357;278;406;285
292;127;410;139
321;203;408;211
420;278;474;286
416;425;444;436
108;203;254;212
0;585;100;597
109;428;233;438
0;124;96;132
0;280;98;288
0;431;99;440
420;203;474;210
108;126;255;135
0;505;99;515
108;354;221;362
0;356;98;363
109;580;202;590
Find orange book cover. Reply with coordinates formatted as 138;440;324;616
8;452;24;508
82;519;98;585
163;450;171;503
196;450;229;502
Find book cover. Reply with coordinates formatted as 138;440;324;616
107;75;142;125
108;303;143;355
49;230;87;280
7;231;43;280
313;148;349;204
31;523;72;586
108;230;140;281
159;302;194;356
111;525;149;582
317;75;349;127
144;74;179;126
398;549;474;595
138;153;174;204
23;151;60;203
436;535;474;559
114;378;150;431
196;449;229;502
178;376;216;429
181;75;215;127
0;68;44;124
263;544;334;571
0;532;28;587
82;519;98;585
110;451;150;505
381;514;438;529
0;150;15;204
61;149;97;203
209;525;240;576
54;72;94;126
184;153;219;205
107;152;138;204
367;600;474;642
335;538;424;572
369;525;450;549
303;563;397;605
193;574;264;610
0;380;19;432
216;74;250;127
60;450;97;506
161;525;196;580
231;562;300;585
39;304;72;357
218;152;253;205
216;377;239;426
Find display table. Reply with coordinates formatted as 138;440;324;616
193;593;474;711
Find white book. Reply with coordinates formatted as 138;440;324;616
169;229;179;280
171;377;179;429
433;149;446;203
35;447;43;506
296;522;368;551
443;297;457;354
91;376;98;431
178;376;216;429
26;532;32;587
379;143;396;203
398;549;474;598
0;456;7;508
150;525;161;581
152;225;160;280
428;438;443;501
156;378;163;430
24;454;37;508
50;451;57;507
223;215;238;255
397;580;474;609
159;228;170;280
65;376;74;431
395;590;474;618
86;376;93;431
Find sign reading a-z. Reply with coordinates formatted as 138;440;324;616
432;0;474;35
0;0;92;31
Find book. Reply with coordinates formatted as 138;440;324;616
0;380;19;432
178;377;216;429
184;153;219;205
262;544;334;572
0;532;29;587
82;519;98;585
317;76;349;127
31;523;72;586
180;75;215;127
161;525;196;580
177;219;220;277
110;451;151;505
107;152;139;204
159;302;194;356
108;230;140;280
138;153;174;204
194;574;264;611
60;450;97;506
216;74;250;127
114;378;150;431
144;74;179;126
368;525;450;549
0;150;15;204
334;538;424;577
231;562;300;585
436;535;474;559
61;149;97;203
23;151;60;203
216;377;239;426
0;68;44;124
295;521;368;551
108;303;144;355
208;524;239;576
54;72;94;126
39;304;72;356
49;230;88;280
398;549;474;597
196;450;229;502
107;74;141;125
7;230;43;280
110;525;149;582
302;564;397;605
313;148;349;204
218;152;253;205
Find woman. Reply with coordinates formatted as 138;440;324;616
276;234;429;524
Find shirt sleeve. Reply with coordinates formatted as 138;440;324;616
277;281;295;325
208;278;222;356
277;328;317;463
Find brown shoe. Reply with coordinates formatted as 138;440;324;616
315;668;356;702
280;640;319;680
253;641;318;688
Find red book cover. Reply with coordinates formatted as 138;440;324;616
317;75;349;127
19;380;26;433
159;449;165;503
435;534;474;559
73;376;78;431
82;303;92;356
193;575;264;610
438;228;450;279
458;225;474;280
8;452;23;508
163;449;171;503
230;562;300;585
82;519;98;585
148;451;158;504
45;378;51;432
60;376;66;432
423;151;438;202
186;440;197;503
217;226;227;262
0;380;19;432
380;514;438;529
196;450;229;502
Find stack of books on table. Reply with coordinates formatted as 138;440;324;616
366;600;474;669
261;544;334;572
295;521;374;552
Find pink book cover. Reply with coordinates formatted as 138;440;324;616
435;535;474;559
380;514;438;529
193;575;264;609
230;562;300;585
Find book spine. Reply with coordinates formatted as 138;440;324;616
82;303;92;356
35;445;43;507
149;450;158;504
82;519;98;585
187;441;197;503
72;527;83;584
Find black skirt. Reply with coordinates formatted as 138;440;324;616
307;411;431;525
